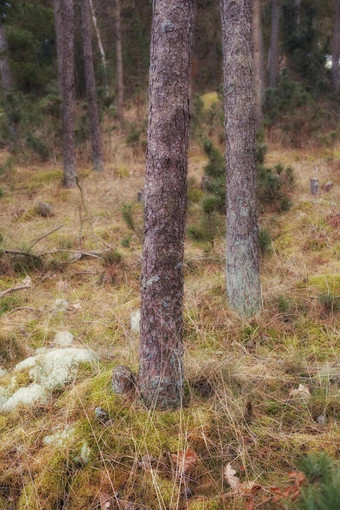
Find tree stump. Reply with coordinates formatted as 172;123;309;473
310;178;320;196
111;365;136;396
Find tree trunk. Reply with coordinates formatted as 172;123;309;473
332;0;340;92
253;0;265;126
62;0;76;188
0;20;17;152
268;0;280;88
115;0;124;126
220;0;262;317
53;0;63;96
89;0;109;96
139;0;195;410
81;0;104;172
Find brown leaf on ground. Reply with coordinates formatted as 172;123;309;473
224;464;241;490
172;448;198;474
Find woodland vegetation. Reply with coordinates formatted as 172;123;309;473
0;0;339;509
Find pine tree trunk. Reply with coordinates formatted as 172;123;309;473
89;0;109;96
220;0;262;317
139;0;195;410
53;0;63;96
62;0;76;188
268;0;280;88
253;0;265;126
332;0;340;92
115;0;124;126
0;20;17;152
81;0;104;172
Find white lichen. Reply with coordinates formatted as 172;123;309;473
43;426;75;448
130;309;141;333
54;331;74;347
2;383;47;412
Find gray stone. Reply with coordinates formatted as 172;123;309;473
95;406;107;421
112;365;136;396
316;415;326;425
37;201;53;217
310;178;320;196
322;180;334;192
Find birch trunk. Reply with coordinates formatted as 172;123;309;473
332;0;340;92
81;0;104;172
62;0;76;188
220;0;262;317
0;20;17;152
268;0;280;88
115;0;124;125
253;0;265;126
139;0;195;409
89;0;109;95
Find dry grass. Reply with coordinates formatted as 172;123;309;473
0;130;339;509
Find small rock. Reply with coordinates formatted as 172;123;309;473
95;406;108;421
54;331;73;347
183;487;192;499
112;366;136;396
37;201;53;217
316;415;326;425
137;188;145;203
322;180;334;192
289;384;311;401
310;178;320;196
53;299;69;312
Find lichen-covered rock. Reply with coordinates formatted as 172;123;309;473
37;201;53;217
112;365;136;396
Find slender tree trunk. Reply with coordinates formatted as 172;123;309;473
115;0;124;126
89;0;109;95
62;0;76;188
253;0;265;126
268;0;280;88
0;20;17;152
53;0;63;96
139;0;195;409
220;0;261;317
81;0;104;172
332;0;340;92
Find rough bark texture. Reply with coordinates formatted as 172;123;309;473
53;0;63;96
81;0;104;173
139;0;195;410
253;0;265;126
0;20;17;152
115;0;124;125
268;0;280;88
332;0;340;92
220;0;262;317
62;0;76;188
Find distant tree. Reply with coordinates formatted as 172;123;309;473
220;0;262;316
0;17;17;151
332;0;340;92
53;0;63;95
268;0;280;88
81;0;104;172
253;0;265;125
139;0;195;409
61;0;76;188
115;0;124;125
89;0;109;95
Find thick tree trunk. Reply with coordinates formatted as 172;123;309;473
139;0;195;409
332;0;340;92
89;0;109;96
62;0;76;188
81;0;104;173
253;0;265;126
53;0;63;96
220;0;262;317
0;20;17;152
115;0;124;125
268;0;280;88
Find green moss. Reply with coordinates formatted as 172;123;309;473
308;274;340;295
27;169;62;190
200;92;219;110
188;498;223;510
67;467;101;509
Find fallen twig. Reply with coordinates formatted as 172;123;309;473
0;277;32;298
26;224;64;253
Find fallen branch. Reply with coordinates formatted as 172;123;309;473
37;249;102;259
26;224;64;253
0;277;32;298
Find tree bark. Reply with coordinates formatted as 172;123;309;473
139;0;195;409
253;0;265;126
220;0;262;317
0;20;17;152
89;0;109;96
268;0;280;88
332;0;340;92
62;0;76;188
81;0;104;173
53;0;63;96
115;0;124;126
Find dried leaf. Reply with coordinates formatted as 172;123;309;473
99;492;112;510
224;464;241;490
172;448;198;474
289;384;311;400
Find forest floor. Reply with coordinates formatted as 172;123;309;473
0;134;339;509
